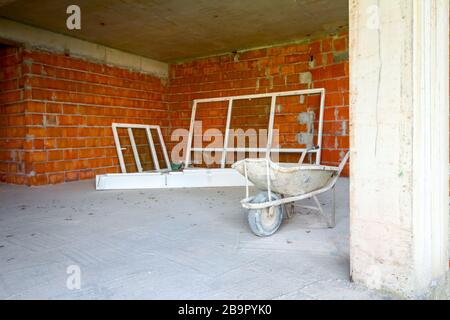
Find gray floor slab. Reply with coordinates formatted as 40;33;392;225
0;178;393;299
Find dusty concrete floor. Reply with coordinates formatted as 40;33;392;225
0;178;393;299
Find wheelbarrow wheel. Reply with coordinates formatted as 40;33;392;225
247;192;284;237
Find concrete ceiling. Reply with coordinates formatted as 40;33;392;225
0;0;348;62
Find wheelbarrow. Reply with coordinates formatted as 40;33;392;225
232;151;350;237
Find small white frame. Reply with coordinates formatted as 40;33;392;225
184;88;325;168
112;123;171;173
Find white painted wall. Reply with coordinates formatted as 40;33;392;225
350;0;449;297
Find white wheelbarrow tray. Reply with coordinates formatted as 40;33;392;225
232;152;349;236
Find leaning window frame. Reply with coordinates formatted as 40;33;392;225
112;123;171;173
184;88;326;168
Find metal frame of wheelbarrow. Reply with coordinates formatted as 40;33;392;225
240;151;350;228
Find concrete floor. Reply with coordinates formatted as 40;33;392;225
0;178;393;299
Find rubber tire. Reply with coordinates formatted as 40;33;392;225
247;192;284;237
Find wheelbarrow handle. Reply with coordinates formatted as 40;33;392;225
337;151;350;176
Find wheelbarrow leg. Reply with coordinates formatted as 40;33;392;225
312;187;336;228
330;185;336;228
285;202;295;219
281;194;295;219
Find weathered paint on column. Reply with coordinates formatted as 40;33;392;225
349;0;449;297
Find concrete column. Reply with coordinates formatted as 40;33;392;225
349;0;449;297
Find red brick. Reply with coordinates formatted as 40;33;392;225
47;150;63;161
63;149;79;160
44;139;57;149
65;171;79;182
46;103;62;114
322;38;332;52
333;37;347;52
285;54;309;64
28;174;48;186
58;115;85;126
309;41;322;55
79;170;95;180
33;139;45;149
48;173;64;184
25;151;46;162
239;49;267;60
27;101;46;112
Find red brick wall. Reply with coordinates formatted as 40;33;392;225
167;30;349;174
1;47;169;185
3;27;449;186
0;46;27;184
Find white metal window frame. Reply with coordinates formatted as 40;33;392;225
184;88;325;168
112;123;171;173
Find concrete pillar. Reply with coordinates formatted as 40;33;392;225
349;0;449;297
